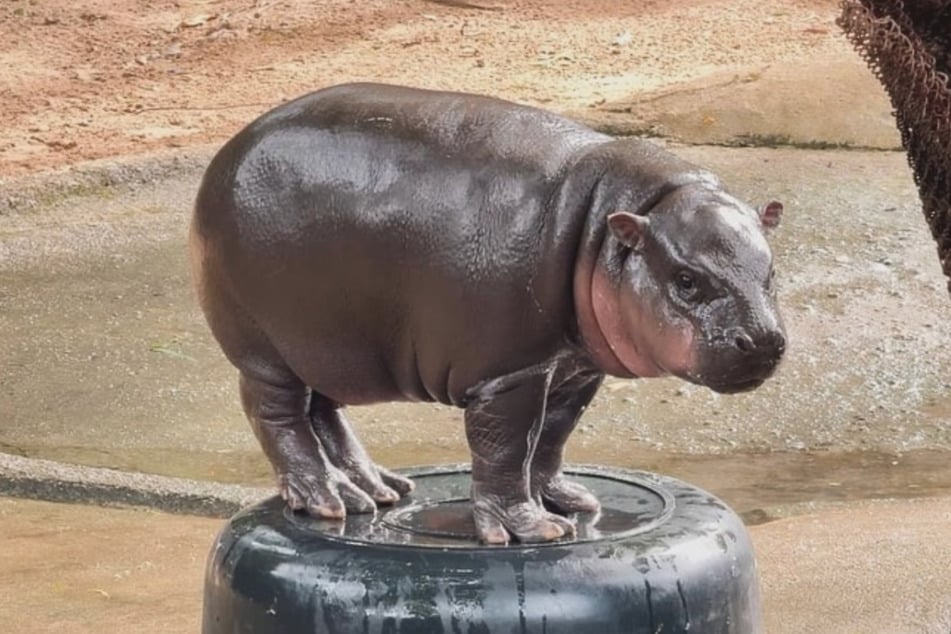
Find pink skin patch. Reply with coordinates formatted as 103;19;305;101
588;269;697;379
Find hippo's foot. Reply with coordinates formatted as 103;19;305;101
322;454;415;506
277;463;379;519
308;392;415;507
472;496;577;545
536;474;601;514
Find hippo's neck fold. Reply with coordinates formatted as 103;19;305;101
577;266;639;379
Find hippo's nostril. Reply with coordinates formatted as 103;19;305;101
773;332;787;357
734;333;755;353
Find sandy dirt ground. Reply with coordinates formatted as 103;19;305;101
0;497;218;634
2;0;845;176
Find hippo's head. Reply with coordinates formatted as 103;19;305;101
582;185;785;394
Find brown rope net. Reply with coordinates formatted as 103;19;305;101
838;0;951;294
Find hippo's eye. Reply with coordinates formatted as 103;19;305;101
674;271;700;301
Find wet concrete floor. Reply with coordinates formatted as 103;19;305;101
1;145;949;521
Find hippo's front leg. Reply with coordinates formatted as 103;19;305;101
531;369;604;513
465;365;577;544
308;393;415;504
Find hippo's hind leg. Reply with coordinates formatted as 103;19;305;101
531;370;603;513
308;394;414;504
239;371;379;518
464;364;577;544
197;268;378;518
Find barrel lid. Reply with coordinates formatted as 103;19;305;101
284;464;675;549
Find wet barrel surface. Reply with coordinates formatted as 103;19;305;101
203;465;761;634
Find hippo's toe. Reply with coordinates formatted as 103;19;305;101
538;475;602;513
277;468;377;519
472;498;577;544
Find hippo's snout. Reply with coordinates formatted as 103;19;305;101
726;327;786;359
697;325;786;394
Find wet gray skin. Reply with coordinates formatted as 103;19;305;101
190;83;785;544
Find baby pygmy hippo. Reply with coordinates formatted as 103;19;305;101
191;83;785;544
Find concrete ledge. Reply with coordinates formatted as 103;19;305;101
0;453;269;518
0;145;215;215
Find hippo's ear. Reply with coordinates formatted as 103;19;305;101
607;212;650;251
758;201;783;232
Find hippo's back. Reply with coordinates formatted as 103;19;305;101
191;83;608;405
200;82;603;202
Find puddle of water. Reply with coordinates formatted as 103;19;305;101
6;440;949;525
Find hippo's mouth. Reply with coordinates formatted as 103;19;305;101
683;361;780;394
704;376;768;395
